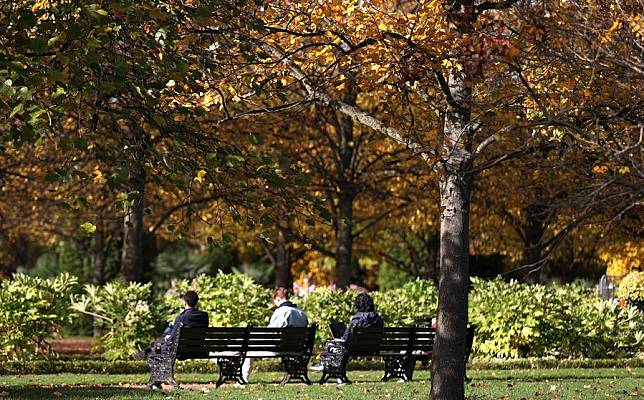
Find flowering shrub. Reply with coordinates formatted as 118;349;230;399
0;273;78;361
71;281;160;360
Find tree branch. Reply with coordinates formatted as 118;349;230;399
259;42;434;164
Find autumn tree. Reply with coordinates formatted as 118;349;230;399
168;1;643;398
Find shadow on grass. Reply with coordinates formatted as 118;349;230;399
0;387;167;400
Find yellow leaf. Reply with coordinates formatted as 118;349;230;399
31;0;49;12
194;169;207;183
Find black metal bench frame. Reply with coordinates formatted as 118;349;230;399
146;323;317;388
319;324;475;384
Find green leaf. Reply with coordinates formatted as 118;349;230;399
80;222;97;234
9;103;24;118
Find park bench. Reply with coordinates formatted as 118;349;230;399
146;323;317;388
319;324;475;384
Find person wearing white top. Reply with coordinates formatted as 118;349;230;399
240;287;309;384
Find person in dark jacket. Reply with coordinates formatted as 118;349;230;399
133;291;208;361
341;293;384;341
163;291;209;339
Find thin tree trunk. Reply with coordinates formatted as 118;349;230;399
430;57;474;400
335;193;354;288
121;170;145;282
425;231;440;286
522;203;549;284
92;218;106;286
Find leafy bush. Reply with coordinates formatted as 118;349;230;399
299;287;356;346
618;271;644;310
71;281;160;360
372;279;437;326
298;279;437;348
0;273;78;361
470;278;644;358
161;272;273;327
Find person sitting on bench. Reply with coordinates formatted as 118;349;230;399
133;290;209;361
341;293;384;340
241;287;308;384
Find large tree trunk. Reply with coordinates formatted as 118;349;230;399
335;193;354;288
275;230;293;289
333;80;358;289
430;54;474;400
121;170;145;282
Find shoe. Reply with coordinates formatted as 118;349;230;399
148;382;162;390
336;378;346;386
132;350;147;361
234;383;247;388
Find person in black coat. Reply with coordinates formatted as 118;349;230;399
133;290;208;361
341;293;384;341
163;291;209;339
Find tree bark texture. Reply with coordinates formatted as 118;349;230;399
334;82;357;289
335;193;354;288
430;58;474;400
121;169;145;282
522;203;549;284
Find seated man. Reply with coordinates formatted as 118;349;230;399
241;287;308;384
134;290;209;361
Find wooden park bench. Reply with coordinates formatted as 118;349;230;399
319;324;475;384
146;323;317;388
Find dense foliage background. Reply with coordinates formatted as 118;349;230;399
1;272;643;361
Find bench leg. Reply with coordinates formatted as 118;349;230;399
147;350;177;389
281;356;312;385
319;358;350;384
383;355;414;382
215;356;245;387
168;377;180;389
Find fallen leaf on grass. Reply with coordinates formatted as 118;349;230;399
52;391;63;397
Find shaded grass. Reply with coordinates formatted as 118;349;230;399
0;368;642;399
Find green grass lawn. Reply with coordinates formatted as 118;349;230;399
0;368;642;399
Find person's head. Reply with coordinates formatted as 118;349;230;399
181;291;199;309
272;287;290;306
353;293;376;313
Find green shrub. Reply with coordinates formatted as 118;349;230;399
470;278;644;359
71;281;160;360
0;273;78;361
299;287;356;346
160;272;273;327
298;279;437;349
372;279;437;326
618;271;644;310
